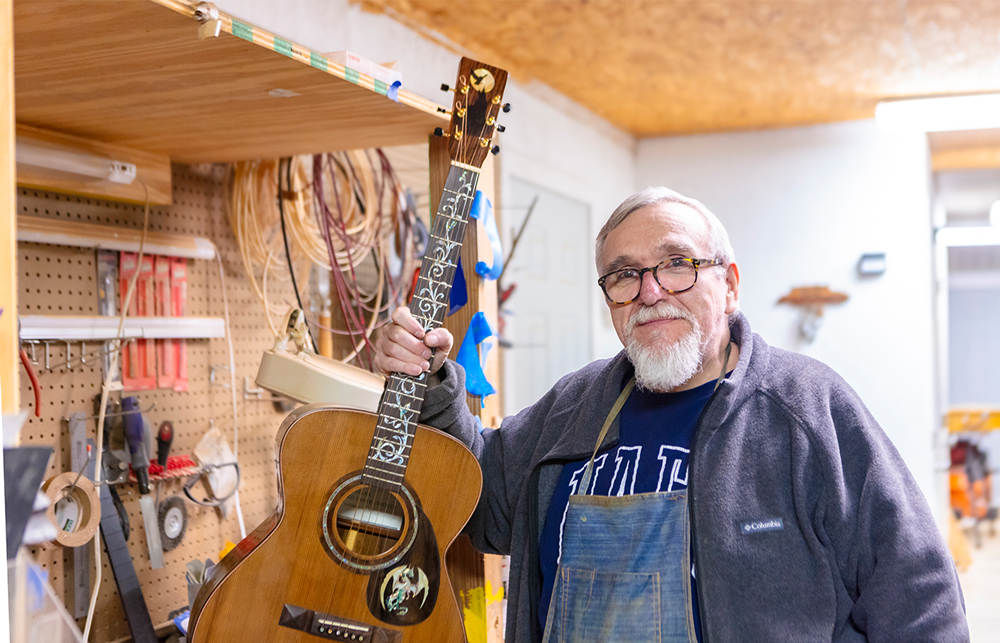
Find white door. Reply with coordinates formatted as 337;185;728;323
502;179;592;414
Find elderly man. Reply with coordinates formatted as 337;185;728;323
373;187;968;643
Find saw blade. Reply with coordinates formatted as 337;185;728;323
157;496;187;552
139;494;164;569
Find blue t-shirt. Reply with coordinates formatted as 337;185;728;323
538;377;717;640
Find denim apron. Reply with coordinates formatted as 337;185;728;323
541;345;730;643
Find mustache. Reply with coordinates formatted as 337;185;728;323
625;302;696;335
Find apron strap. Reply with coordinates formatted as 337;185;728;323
575;341;733;497
576;377;635;496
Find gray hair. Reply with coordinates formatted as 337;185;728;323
595;187;736;273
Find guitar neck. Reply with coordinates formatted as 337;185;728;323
363;163;481;491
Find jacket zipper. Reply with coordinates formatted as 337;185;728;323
689;384;724;643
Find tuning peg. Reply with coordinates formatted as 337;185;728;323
502;103;512;113
436;107;449;114
433;127;450;138
496;124;506;133
491;145;500;156
440;83;453;92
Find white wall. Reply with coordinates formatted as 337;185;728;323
218;0;637;367
635;121;939;507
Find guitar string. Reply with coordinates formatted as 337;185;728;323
357;71;475;559
359;167;474;559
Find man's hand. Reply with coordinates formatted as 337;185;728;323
373;307;454;378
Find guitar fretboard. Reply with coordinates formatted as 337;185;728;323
362;163;481;491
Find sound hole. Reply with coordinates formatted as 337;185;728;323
332;485;409;560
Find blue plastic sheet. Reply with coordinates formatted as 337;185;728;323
448;257;468;316
469;192;504;280
455;311;496;404
387;80;401;102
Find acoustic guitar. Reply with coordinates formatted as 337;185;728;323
188;57;508;643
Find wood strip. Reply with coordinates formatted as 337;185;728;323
15;124;172;205
931;146;1000;172
1;0;16;414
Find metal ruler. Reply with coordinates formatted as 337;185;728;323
69;413;95;618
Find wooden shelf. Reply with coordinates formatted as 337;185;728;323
13;0;449;163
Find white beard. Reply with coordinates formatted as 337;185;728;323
624;302;705;392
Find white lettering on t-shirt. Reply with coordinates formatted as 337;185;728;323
609;446;642;496
656;444;690;492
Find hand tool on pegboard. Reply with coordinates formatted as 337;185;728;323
157;421;174;468
68;414;98;618
99;481;157;643
122;396;165;569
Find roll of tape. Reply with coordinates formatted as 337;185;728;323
42;472;101;548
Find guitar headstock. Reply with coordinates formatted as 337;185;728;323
442;57;509;169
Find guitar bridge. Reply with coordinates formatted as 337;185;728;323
279;604;401;643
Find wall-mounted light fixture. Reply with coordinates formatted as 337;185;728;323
15;140;137;185
876;93;1000;133
17;216;217;260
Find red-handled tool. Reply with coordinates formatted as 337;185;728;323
19;349;41;418
156;421;173;468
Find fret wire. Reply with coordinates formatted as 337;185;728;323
362;473;404;486
382;405;420;417
374;418;416;432
365;469;405;479
364;460;407;473
426;234;463;248
372;428;411;440
382;390;422;402
415;271;456;284
441;187;475;196
431;213;466;226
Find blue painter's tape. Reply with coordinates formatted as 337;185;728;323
456;312;496;403
469;192;503;280
448;256;468;315
387;80;402;103
273;36;293;57
231;19;253;42
310;52;328;71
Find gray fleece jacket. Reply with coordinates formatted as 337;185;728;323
420;313;968;643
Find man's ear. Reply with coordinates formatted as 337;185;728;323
724;262;740;314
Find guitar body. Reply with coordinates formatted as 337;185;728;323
188;404;482;643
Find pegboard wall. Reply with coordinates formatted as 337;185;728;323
17;146;430;642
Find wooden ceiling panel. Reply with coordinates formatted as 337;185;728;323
358;0;1000;136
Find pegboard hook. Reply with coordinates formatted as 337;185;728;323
209;364;230;389
66;341;73;371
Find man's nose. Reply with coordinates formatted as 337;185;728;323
638;270;667;305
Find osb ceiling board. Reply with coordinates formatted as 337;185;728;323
356;0;1000;137
13;0;446;163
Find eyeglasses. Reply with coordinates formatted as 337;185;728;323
598;257;724;305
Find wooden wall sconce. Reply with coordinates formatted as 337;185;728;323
777;286;849;343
